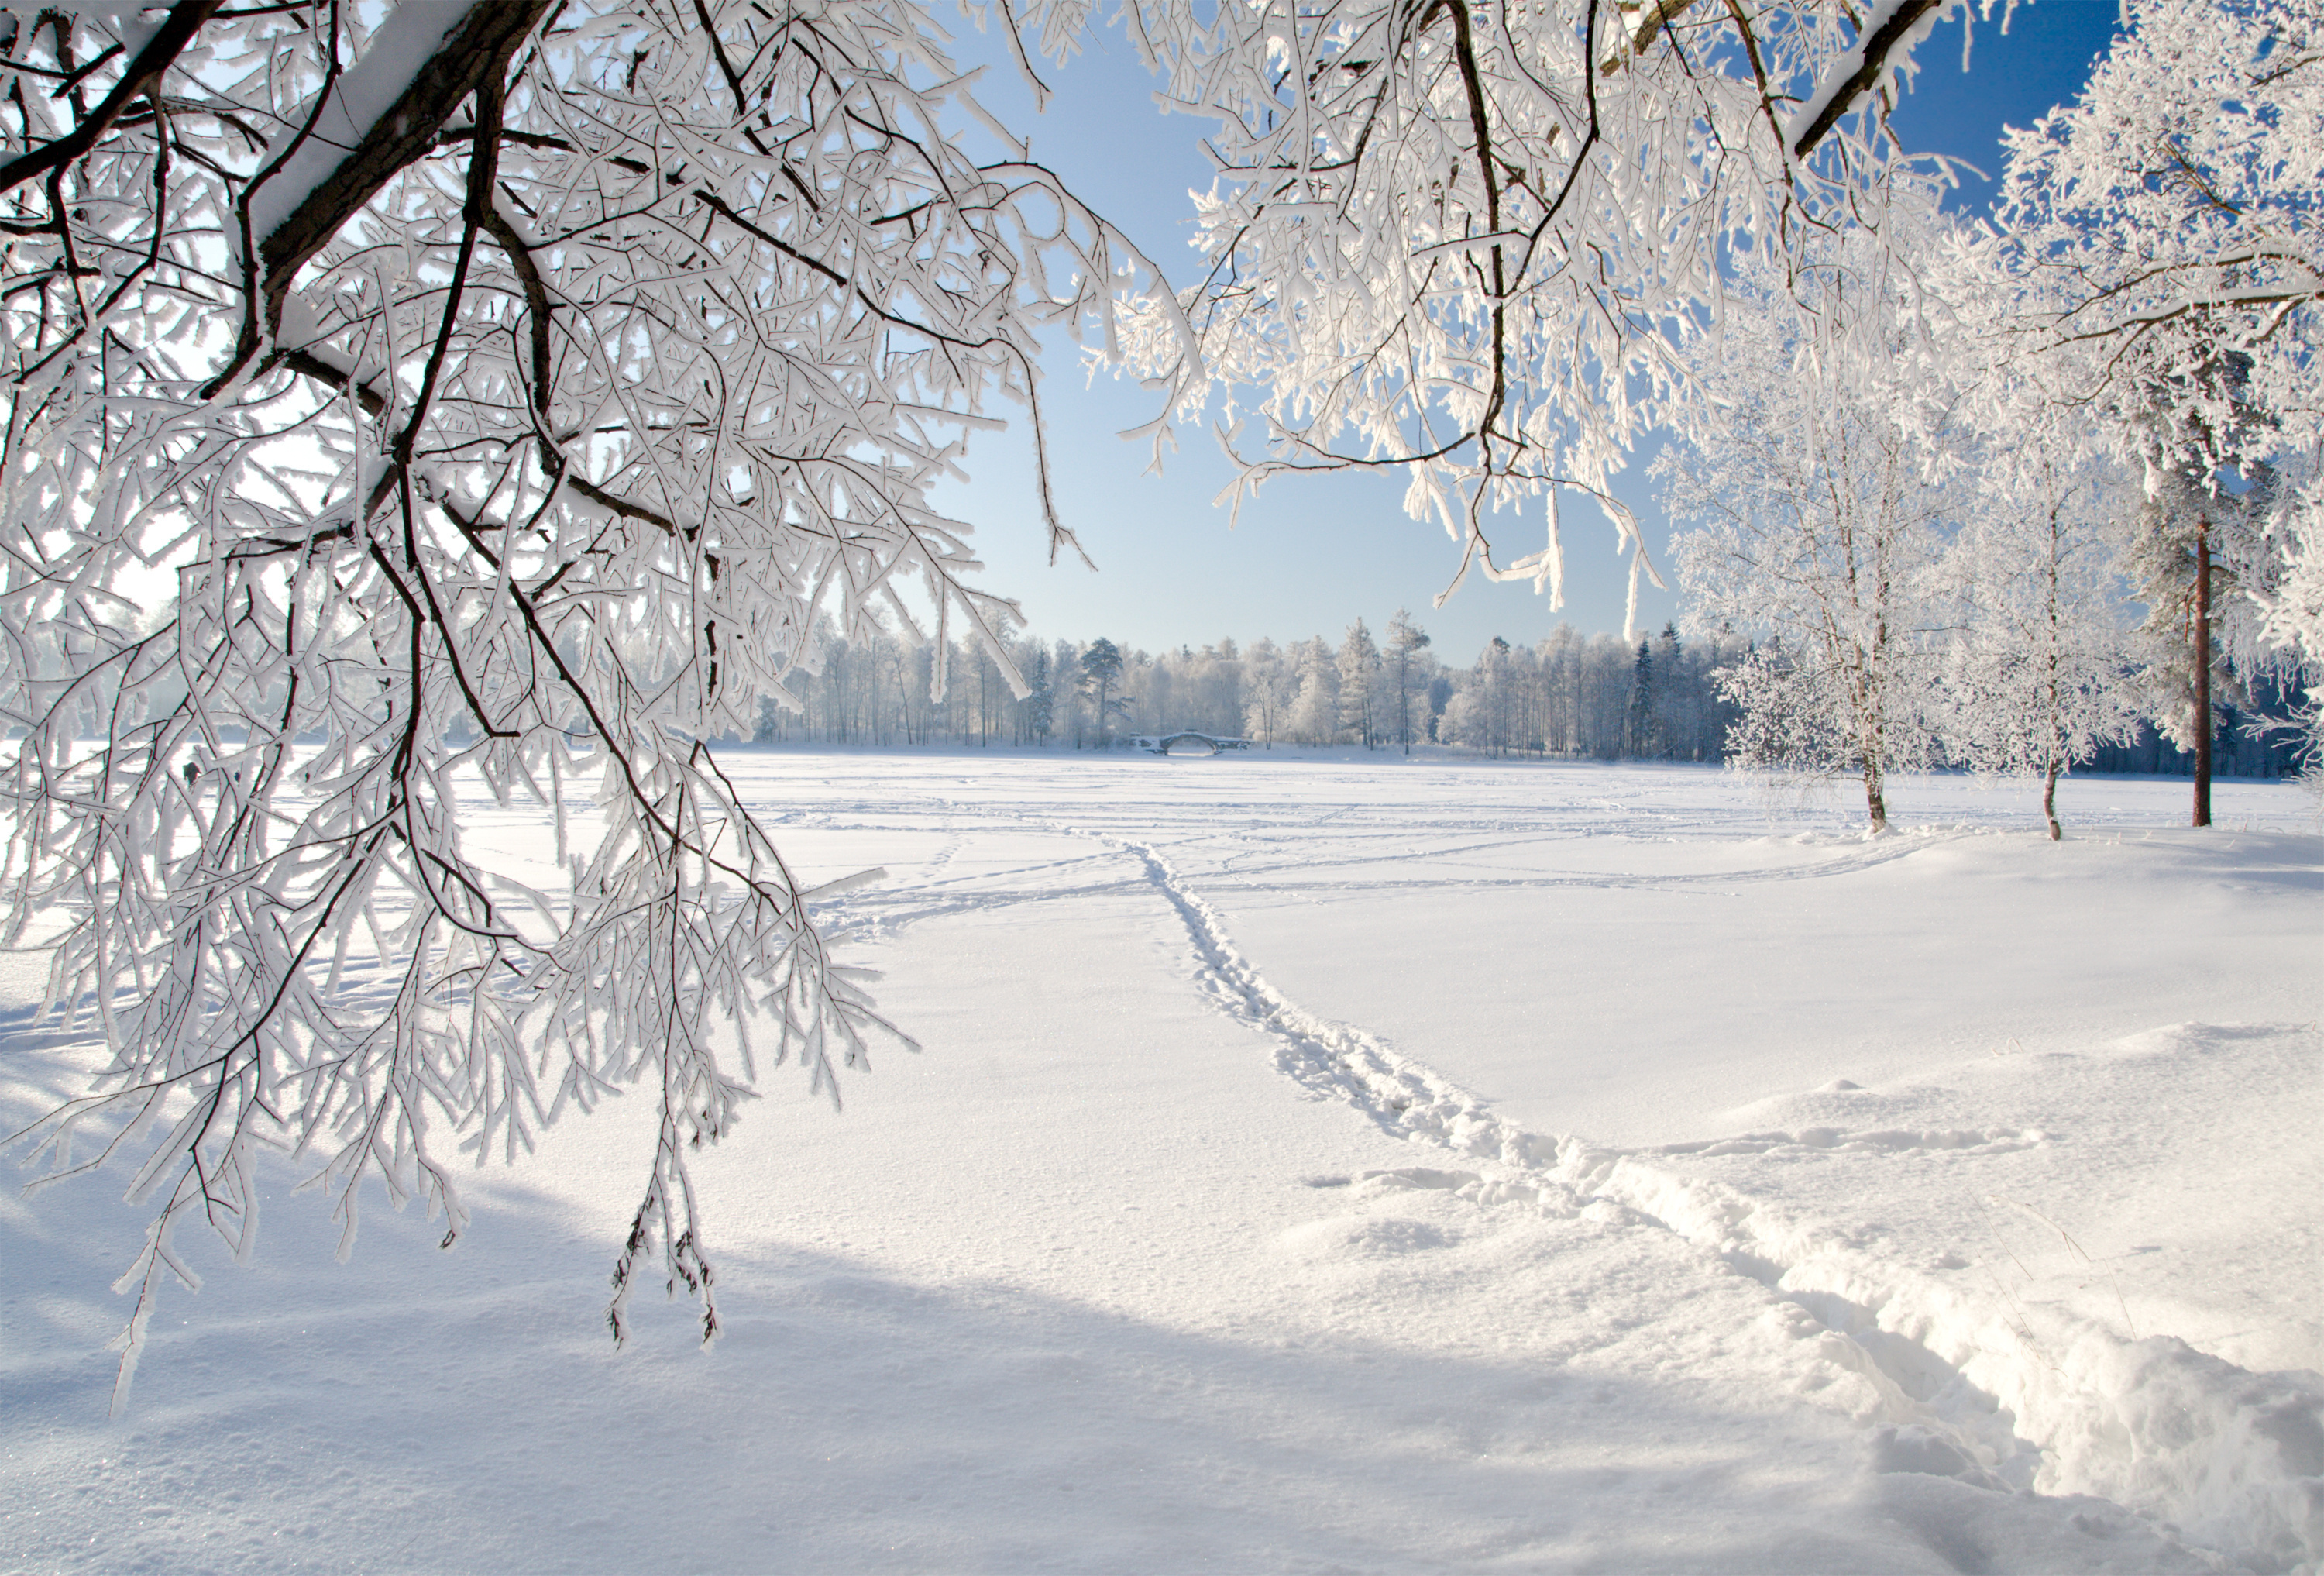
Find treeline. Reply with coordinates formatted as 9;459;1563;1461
749;611;2309;778
2085;670;2312;779
751;613;1734;762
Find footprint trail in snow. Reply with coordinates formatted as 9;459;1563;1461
1071;821;2324;1574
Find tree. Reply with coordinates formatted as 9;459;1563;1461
1450;636;1520;758
1204;639;1246;739
1972;0;2324;764
2123;439;2289;822
1942;442;2140;839
1288;636;1342;745
1241;638;1294;747
1664;228;1960;832
1385;611;1432;755
1078;638;1126;744
0;0;2110;1391
0;0;1182;1398
1627;641;1656;758
1024;648;1057;745
1980;0;2323;470
1337;618;1383;747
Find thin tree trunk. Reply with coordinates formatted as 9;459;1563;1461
1864;759;1889;834
1400;655;1411;755
2193;523;2213;828
2044;497;2066;841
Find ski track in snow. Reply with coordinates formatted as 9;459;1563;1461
1061;820;2324;1574
816;821;1974;944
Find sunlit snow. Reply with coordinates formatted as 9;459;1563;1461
4;751;2318;1574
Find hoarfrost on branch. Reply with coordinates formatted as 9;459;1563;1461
0;0;1175;1399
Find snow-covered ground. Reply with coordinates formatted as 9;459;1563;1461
4;751;2319;1574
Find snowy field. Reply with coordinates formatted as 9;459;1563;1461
4;750;2321;1574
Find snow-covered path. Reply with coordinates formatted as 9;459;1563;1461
4;752;2318;1573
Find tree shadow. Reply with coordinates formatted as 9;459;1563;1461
0;1158;2121;1576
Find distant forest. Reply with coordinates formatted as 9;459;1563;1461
752;617;2309;779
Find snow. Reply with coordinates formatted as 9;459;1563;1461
242;5;478;253
4;751;2319;1573
1783;0;1953;154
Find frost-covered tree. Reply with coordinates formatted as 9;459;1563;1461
1240;637;1293;747
1287;635;1341;745
1172;639;1244;738
1337;618;1383;747
0;0;1184;1397
0;0;2157;1392
1024;647;1057;745
1666;227;1961;832
1980;0;2322;473
1972;0;2324;762
1446;635;1521;756
2122;435;2284;824
1625;638;1662;757
1386;610;1432;754
1942;442;2139;838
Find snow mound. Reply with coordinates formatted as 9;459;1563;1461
1276;1215;1454;1261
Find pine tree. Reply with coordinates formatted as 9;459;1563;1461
1025;649;1056;745
1079;638;1127;745
2120;370;2282;828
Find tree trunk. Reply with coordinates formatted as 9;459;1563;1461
2193;523;2213;828
1399;655;1411;755
2042;758;2061;841
1863;760;1889;834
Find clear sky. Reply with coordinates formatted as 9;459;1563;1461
928;1;2129;662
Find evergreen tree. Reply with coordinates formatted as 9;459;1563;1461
1079;638;1127;745
1628;641;1656;757
1025;649;1056;745
2120;366;2283;828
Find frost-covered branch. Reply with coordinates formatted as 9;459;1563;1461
1070;0;1979;611
0;0;1162;1400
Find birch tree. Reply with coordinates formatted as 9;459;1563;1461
1665;230;1960;831
1942;441;2139;838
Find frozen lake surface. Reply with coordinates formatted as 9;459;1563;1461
5;751;2319;1573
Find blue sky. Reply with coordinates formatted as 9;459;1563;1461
930;1;2128;662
